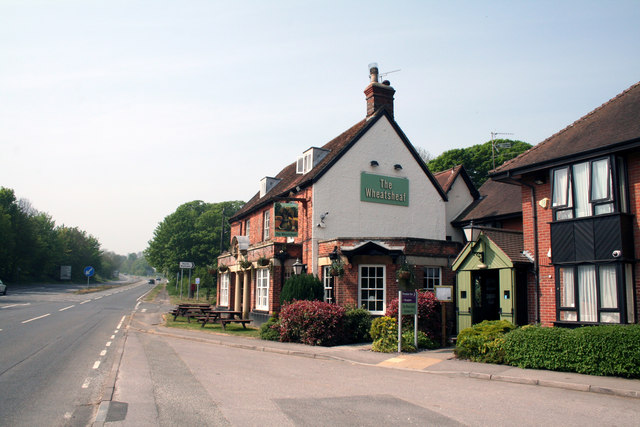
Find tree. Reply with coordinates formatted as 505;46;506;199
428;139;532;187
144;200;244;276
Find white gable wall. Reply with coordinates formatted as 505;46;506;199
445;175;475;243
312;117;446;249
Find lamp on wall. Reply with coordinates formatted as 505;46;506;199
370;160;379;167
328;246;340;261
394;164;403;170
292;259;306;275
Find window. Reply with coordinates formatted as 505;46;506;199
263;210;270;240
359;265;385;314
551;157;617;220
296;152;314;174
245;219;250;238
557;263;623;323
256;269;270;311
322;266;335;303
220;273;229;306
423;267;441;290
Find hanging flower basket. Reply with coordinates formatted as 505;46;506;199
217;264;228;273
329;260;345;277
397;270;411;280
257;257;270;267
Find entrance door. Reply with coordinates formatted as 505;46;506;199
471;270;500;324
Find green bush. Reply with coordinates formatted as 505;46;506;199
344;306;372;343
370;317;432;353
503;324;640;378
259;315;281;341
280;273;324;304
385;291;441;342
279;300;346;346
455;320;516;363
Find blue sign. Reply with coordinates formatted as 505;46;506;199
84;266;95;277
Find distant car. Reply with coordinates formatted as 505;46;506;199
148;279;155;285
0;279;6;295
156;277;162;282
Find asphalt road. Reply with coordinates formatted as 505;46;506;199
0;280;151;427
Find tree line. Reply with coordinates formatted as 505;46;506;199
0;186;150;283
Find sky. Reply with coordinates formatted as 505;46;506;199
2;0;639;256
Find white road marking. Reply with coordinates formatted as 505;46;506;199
141;308;147;313
59;305;75;311
93;361;100;369
100;350;107;356
110;335;115;339
80;300;91;304
82;378;91;389
106;341;112;347
22;313;51;323
94;296;102;300
64;412;73;419
1;303;31;309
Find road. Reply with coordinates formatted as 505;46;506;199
0;280;151;426
106;297;640;426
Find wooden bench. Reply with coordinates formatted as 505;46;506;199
196;310;242;328
220;318;252;329
171;304;212;321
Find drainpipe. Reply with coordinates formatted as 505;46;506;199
503;176;541;324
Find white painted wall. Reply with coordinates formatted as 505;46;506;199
444;174;475;243
312;117;447;245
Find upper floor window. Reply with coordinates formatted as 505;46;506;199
263;210;270;240
245;219;250;238
551;157;621;221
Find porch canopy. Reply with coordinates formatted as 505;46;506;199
340;240;405;262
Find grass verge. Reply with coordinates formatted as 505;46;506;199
166;316;260;338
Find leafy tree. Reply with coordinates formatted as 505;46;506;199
428;139;532;187
144;200;244;276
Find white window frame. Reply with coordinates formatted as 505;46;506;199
322;266;335;304
423;267;441;290
220;273;229;306
263;210;270;240
358;265;386;315
245;219;250;237
256;268;270;311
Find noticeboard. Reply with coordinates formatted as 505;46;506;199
434;285;453;302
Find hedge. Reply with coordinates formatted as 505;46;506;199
454;320;516;363
280;273;324;304
279;300;347;346
502;324;640;378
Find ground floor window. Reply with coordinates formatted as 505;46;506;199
423;267;441;290
256;268;270;311
322;266;334;303
359;265;385;315
220;273;229;306
557;263;630;323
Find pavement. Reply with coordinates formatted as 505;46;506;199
94;290;640;424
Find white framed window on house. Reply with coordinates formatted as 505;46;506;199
359;265;386;315
263;210;270;241
423;267;441;290
245;219;250;237
220;273;229;307
551;157;619;220
256;268;270;311
322;266;335;304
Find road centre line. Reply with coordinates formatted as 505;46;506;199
82;378;91;389
22;313;51;324
1;303;31;309
79;300;91;304
110;335;115;339
93;361;100;369
59;305;75;311
100;350;107;356
106;341;111;347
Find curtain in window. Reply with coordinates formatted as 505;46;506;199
591;159;610;201
599;265;617;309
560;267;575;307
552;168;569;207
573;163;591;218
578;265;597;322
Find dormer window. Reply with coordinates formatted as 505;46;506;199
296;147;329;175
260;177;281;198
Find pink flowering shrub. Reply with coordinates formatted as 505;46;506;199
279;300;347;346
386;290;441;342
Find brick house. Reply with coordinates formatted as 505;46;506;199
216;65;475;326
491;81;640;326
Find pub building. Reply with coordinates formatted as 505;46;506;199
216;64;476;328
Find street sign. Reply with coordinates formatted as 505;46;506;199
179;262;194;269
195;278;200;285
84;266;95;277
400;291;417;315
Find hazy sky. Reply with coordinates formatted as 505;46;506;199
2;0;639;256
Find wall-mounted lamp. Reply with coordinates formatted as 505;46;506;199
292;258;307;275
394;164;403;170
370;160;379;167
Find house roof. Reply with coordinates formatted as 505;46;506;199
230;109;447;221
452;179;522;226
492;81;640;178
433;165;480;199
481;228;530;264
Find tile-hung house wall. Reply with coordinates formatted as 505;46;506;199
491;81;640;326
217;64;475;327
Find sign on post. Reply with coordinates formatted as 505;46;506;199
398;290;418;353
84;266;95;287
179;262;194;269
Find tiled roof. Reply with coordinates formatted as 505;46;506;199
492;81;640;177
482;227;530;264
452;179;522;225
230;109;447;221
433;165;479;199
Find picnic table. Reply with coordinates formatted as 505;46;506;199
170;303;213;322
197;310;252;329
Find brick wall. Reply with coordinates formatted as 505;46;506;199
628;152;640;323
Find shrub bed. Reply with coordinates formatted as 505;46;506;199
370;316;436;353
344;306;372;343
454;320;516;363
502;324;640;378
385;290;441;342
259;314;281;341
279;300;346;346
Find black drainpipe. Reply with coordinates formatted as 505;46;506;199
503;175;541;324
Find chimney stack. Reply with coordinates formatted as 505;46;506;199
364;62;395;119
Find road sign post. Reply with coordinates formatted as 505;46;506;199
84;266;95;287
398;290;418;353
178;262;194;300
